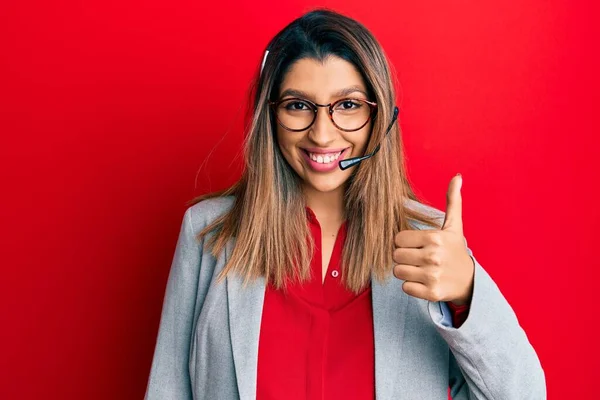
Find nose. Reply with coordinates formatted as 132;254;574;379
307;106;336;145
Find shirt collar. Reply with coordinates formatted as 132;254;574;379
305;206;318;224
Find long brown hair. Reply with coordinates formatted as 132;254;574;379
188;8;442;294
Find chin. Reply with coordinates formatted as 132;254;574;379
303;176;346;193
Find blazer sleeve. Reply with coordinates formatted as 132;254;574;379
428;245;547;400
144;207;202;400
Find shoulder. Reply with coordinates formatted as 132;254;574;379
186;195;236;230
404;197;445;231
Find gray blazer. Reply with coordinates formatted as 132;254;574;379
144;196;546;400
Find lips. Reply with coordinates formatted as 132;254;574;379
300;147;351;173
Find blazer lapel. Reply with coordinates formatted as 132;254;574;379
225;239;267;400
371;270;410;400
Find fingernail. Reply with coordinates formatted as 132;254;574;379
456;173;461;177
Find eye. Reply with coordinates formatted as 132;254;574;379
281;100;312;111
335;99;363;111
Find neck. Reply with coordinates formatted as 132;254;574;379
302;183;346;224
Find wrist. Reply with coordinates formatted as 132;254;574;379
450;284;473;306
451;256;475;306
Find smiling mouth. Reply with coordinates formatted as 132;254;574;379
302;148;349;164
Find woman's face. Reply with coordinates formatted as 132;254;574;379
274;55;372;195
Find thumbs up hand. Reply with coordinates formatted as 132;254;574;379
392;174;475;305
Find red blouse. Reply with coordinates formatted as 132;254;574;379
256;207;469;400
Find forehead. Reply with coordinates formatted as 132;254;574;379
279;56;367;99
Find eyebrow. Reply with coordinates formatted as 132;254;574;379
279;86;368;100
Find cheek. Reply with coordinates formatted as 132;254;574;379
352;123;372;151
276;129;296;160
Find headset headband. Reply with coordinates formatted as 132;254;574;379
260;50;269;75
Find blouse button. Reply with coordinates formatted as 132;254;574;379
331;270;339;278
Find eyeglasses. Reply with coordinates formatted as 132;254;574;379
269;97;377;132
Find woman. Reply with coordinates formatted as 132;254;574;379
144;9;546;400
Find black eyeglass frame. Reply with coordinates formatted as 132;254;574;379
268;97;378;132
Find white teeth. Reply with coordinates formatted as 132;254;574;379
308;150;343;164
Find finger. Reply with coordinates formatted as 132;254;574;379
442;173;463;234
392;247;426;266
393;264;428;284
394;229;431;248
401;281;429;300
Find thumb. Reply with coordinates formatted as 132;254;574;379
441;173;463;234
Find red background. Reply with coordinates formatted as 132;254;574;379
1;1;598;398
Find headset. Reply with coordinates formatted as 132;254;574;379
338;106;398;170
